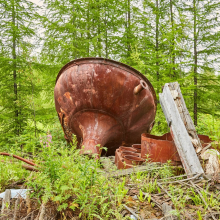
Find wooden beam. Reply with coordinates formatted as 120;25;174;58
169;82;202;153
159;83;204;175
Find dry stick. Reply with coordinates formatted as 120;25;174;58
1;189;11;215
158;174;188;182
157;182;172;199
31;212;34;220
186;212;195;220
13;196;20;220
199;143;212;155
204;212;220;220
182;211;194;220
158;182;194;220
1;159;37;172
193;178;203;184
195;183;216;198
179;180;218;200
107;165;165;178
159;214;175;220
143;192;162;209
39;203;46;220
153;192;166;196
21;209;39;220
187;204;205;212
190;180;217;220
123;204;140;220
22;165;39;172
163;197;171;203
26;192;31;215
158;173;202;185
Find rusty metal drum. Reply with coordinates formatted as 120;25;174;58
54;58;157;157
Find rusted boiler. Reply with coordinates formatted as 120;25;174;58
54;58;157;157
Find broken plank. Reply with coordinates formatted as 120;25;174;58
106;164;164;178
159;83;204;175
169;82;203;153
1;189;11;215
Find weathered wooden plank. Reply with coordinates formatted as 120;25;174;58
106;164;164;178
1;189;11;215
159;83;204;175
13;197;20;220
169;82;202;153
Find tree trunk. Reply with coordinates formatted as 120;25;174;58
72;5;77;59
193;0;197;126
12;0;19;135
127;0;131;57
87;1;90;56
97;0;101;57
104;2;108;59
156;0;159;81
170;0;175;78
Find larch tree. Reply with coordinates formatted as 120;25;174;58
0;0;40;142
181;0;220;125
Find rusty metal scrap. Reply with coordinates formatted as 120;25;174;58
115;133;213;170
115;146;144;169
141;133;181;164
54;58;157;158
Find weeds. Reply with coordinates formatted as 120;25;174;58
0;115;220;219
0;157;29;191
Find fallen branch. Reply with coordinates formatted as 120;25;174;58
204;212;220;220
106;164;164;178
123;204;140;220
190;180;217;220
158;173;202;185
22;165;38;172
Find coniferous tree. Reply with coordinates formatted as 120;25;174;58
181;0;220;125
0;0;40;141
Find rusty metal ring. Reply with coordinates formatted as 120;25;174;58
140;80;148;90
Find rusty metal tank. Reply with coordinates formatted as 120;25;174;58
54;58;157;157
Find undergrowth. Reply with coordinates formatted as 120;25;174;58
0;113;220;219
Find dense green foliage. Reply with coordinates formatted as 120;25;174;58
0;0;220;217
0;0;219;142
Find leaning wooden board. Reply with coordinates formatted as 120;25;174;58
159;83;204;175
168;82;203;153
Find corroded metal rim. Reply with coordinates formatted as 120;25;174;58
56;57;157;108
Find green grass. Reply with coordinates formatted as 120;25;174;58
0;113;220;219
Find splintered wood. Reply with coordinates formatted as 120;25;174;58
168;83;203;153
159;82;204;175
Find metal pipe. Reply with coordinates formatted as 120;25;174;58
133;80;148;95
0;152;37;167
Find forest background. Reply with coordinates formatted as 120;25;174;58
0;0;220;148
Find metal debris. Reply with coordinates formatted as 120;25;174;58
115;146;144;169
141;133;180;164
54;58;157;158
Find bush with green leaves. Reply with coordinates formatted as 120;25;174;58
24;136;126;219
0;157;29;191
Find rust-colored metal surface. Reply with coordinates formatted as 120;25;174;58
115;149;133;169
54;58;157;157
0;152;37;167
115;146;144;169
141;133;181;164
198;134;212;145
